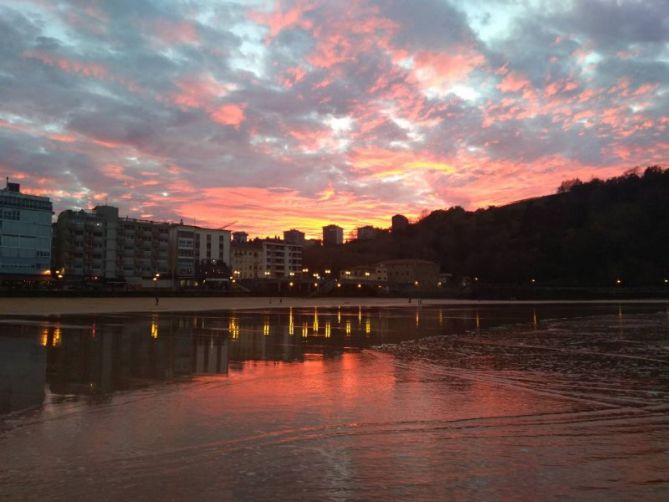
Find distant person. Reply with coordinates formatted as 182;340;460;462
155;294;159;306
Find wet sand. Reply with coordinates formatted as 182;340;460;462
0;295;667;316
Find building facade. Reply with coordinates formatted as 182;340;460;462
283;229;305;245
380;259;440;288
262;239;302;278
54;206;170;282
391;214;409;233
230;241;264;279
356;225;378;240
231;238;303;279
322;224;343;246
0;182;53;277
232;231;248;244
169;225;231;281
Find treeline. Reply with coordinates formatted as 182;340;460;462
304;166;669;286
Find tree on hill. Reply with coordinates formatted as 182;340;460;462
303;166;669;286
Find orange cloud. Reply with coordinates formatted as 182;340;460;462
176;186;416;239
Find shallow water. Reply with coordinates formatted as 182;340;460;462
1;303;668;500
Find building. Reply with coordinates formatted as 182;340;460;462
261;239;302;278
283;229;305;245
231;241;264;279
379;259;440;289
0;181;53;278
231;238;303;280
322;224;343;246
391;214;409;233
339;264;388;282
356;225;378;240
54;206;170;283
232;231;248;244
304;238;322;248
169;225;231;283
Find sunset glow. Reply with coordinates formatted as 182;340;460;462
1;0;667;237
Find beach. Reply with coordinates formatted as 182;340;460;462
1;302;668;499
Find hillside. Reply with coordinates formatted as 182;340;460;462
304;166;669;286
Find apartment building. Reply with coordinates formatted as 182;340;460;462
169;224;231;281
53;206;170;282
0;181;53;277
231;238;303;279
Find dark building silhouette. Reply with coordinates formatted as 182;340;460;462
283;229;305;245
391;214;409;233
322;224;343;246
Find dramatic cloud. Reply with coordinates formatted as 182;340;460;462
0;0;667;237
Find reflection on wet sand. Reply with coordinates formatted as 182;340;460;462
0;303;668;500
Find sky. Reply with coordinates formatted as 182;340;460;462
1;0;668;238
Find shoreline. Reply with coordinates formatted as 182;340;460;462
0;296;667;317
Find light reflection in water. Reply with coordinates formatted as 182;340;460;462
40;328;48;347
2;303;667;413
1;303;668;501
151;315;159;339
52;325;62;347
228;317;239;339
312;307;319;334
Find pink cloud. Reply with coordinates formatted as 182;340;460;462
210;104;246;127
23;50;141;92
497;71;531;93
249;1;315;41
